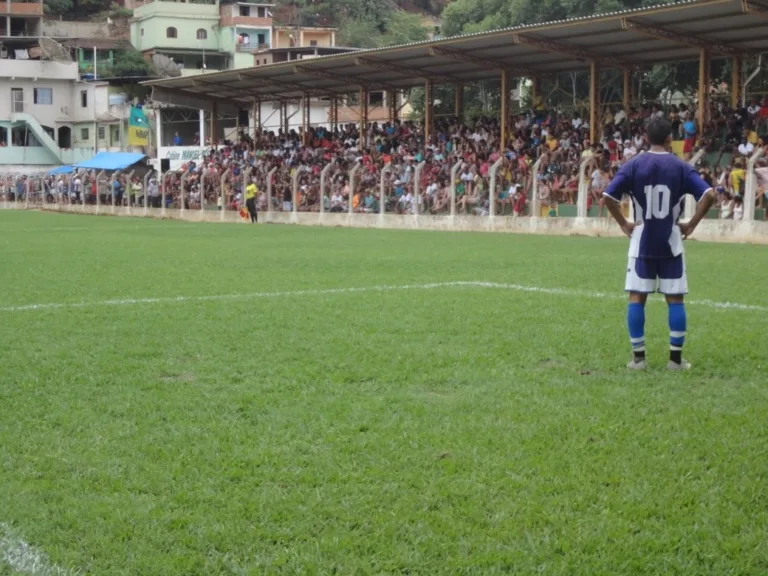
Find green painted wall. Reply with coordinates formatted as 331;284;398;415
131;2;220;52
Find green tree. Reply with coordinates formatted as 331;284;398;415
338;19;382;49
382;11;430;46
99;49;154;79
43;0;73;15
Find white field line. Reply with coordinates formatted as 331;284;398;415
0;523;72;576
0;281;766;314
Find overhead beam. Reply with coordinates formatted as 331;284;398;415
511;32;635;68
240;71;346;97
151;86;240;115
355;57;462;85
293;65;404;93
192;84;301;103
621;18;744;55
193;71;335;98
429;46;538;77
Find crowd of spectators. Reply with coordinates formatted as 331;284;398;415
4;96;768;220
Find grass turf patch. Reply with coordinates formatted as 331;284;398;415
1;211;767;575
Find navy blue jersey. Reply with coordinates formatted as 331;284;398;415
603;151;711;259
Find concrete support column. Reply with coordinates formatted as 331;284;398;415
698;48;710;137
282;101;289;135
302;93;310;145
209;102;218;147
156;107;162;150
500;70;509;152
359;87;368;151
731;55;743;109
198;109;205;146
589;61;599;144
278;101;284;134
623;68;632;112
387;90;397;123
454;83;464;123
424;79;434;146
330;97;338;131
532;76;541;108
252;98;261;138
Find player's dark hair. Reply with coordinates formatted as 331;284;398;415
647;117;672;146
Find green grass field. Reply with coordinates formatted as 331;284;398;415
1;210;767;576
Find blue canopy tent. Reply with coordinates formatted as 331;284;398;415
48;165;74;175
75;152;147;171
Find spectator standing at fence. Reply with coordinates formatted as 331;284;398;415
282;185;292;212
173;132;183;146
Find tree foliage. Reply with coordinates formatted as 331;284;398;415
99;49;154;79
43;0;72;15
382;11;430;46
337;19;382;49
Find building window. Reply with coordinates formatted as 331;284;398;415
196;28;207;40
141;28;144;36
239;5;249;16
81;128;89;141
166;27;177;39
309;40;317;47
257;6;265;17
257;33;265;45
80;90;88;107
33;88;52;105
98;126;106;140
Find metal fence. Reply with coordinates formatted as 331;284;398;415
2;148;766;224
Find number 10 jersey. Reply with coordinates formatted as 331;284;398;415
603;151;712;259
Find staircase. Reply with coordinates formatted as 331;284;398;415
10;112;63;163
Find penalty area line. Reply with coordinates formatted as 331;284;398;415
0;281;766;314
0;523;72;576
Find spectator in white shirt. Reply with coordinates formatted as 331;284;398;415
623;140;637;160
330;191;344;212
738;138;754;157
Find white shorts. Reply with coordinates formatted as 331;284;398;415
625;255;687;295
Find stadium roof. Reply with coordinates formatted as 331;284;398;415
146;0;768;112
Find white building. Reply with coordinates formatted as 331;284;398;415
1;3;138;173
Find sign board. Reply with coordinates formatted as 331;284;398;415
154;146;221;171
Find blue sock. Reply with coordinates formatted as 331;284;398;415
668;302;687;362
627;302;646;359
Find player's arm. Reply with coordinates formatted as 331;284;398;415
679;166;716;239
602;164;635;238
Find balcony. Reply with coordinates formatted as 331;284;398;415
235;42;268;53
232;16;271;27
1;0;43;16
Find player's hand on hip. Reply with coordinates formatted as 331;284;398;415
620;222;637;238
679;221;694;239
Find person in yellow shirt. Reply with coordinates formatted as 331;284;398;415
245;180;258;223
730;158;746;196
546;134;558;152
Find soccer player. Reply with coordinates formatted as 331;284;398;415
603;118;715;370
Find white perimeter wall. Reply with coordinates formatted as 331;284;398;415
5;203;768;246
